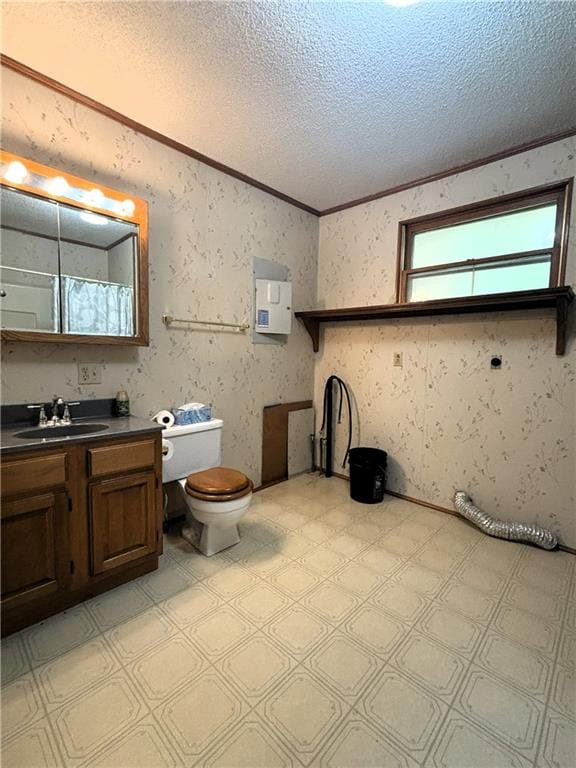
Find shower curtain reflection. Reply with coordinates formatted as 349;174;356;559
58;276;134;336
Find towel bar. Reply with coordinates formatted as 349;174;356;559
162;314;250;332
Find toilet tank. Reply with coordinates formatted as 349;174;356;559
162;419;223;483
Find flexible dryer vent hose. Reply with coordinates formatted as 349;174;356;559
453;491;557;551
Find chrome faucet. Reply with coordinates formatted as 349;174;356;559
50;395;65;425
27;395;80;427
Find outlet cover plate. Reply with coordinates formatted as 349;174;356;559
78;363;102;385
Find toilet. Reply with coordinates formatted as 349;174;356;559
161;419;253;556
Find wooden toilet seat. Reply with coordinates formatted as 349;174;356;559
184;467;253;502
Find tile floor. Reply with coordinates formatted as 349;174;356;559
1;474;575;767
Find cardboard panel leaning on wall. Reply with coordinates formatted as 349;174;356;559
315;137;576;548
0;67;319;485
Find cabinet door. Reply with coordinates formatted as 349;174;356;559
1;491;70;609
89;471;158;575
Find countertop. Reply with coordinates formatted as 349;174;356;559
0;416;163;455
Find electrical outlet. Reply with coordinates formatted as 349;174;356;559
78;363;102;385
393;352;403;367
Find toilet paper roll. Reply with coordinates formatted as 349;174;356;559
162;439;174;462
152;410;175;427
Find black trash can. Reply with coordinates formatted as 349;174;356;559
348;447;387;504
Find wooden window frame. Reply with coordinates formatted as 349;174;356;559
395;179;573;303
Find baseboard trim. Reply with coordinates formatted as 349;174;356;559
332;470;456;516
330;471;575;556
254;478;288;492
384;489;461;518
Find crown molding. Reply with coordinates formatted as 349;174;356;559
320;126;576;216
2;54;574;218
0;54;320;216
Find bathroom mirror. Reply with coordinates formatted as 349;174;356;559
0;150;148;345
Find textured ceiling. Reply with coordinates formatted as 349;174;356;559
2;1;575;212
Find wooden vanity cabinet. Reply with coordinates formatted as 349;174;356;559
0;431;162;635
89;470;158;575
1;491;72;610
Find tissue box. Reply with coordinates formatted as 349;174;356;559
172;404;213;425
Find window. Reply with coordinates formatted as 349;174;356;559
397;181;572;303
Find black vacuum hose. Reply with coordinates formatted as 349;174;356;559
320;375;353;476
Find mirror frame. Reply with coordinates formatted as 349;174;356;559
0;149;149;346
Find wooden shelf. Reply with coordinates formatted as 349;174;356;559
295;287;574;355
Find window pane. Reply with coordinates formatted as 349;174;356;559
407;270;473;302
412;204;556;268
407;256;551;302
473;258;551;295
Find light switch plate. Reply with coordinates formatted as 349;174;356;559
78;363;102;385
393;352;403;367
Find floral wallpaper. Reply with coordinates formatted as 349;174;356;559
2;67;574;547
0;68;319;485
316;138;576;548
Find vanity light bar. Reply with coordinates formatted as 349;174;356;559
0;149;144;225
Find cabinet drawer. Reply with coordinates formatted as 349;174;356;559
1;453;68;497
88;439;157;478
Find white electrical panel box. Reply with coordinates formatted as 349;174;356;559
255;279;292;334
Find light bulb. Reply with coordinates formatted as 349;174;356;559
120;199;135;216
115;198;136;216
85;187;105;206
3;160;28;184
46;176;70;196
